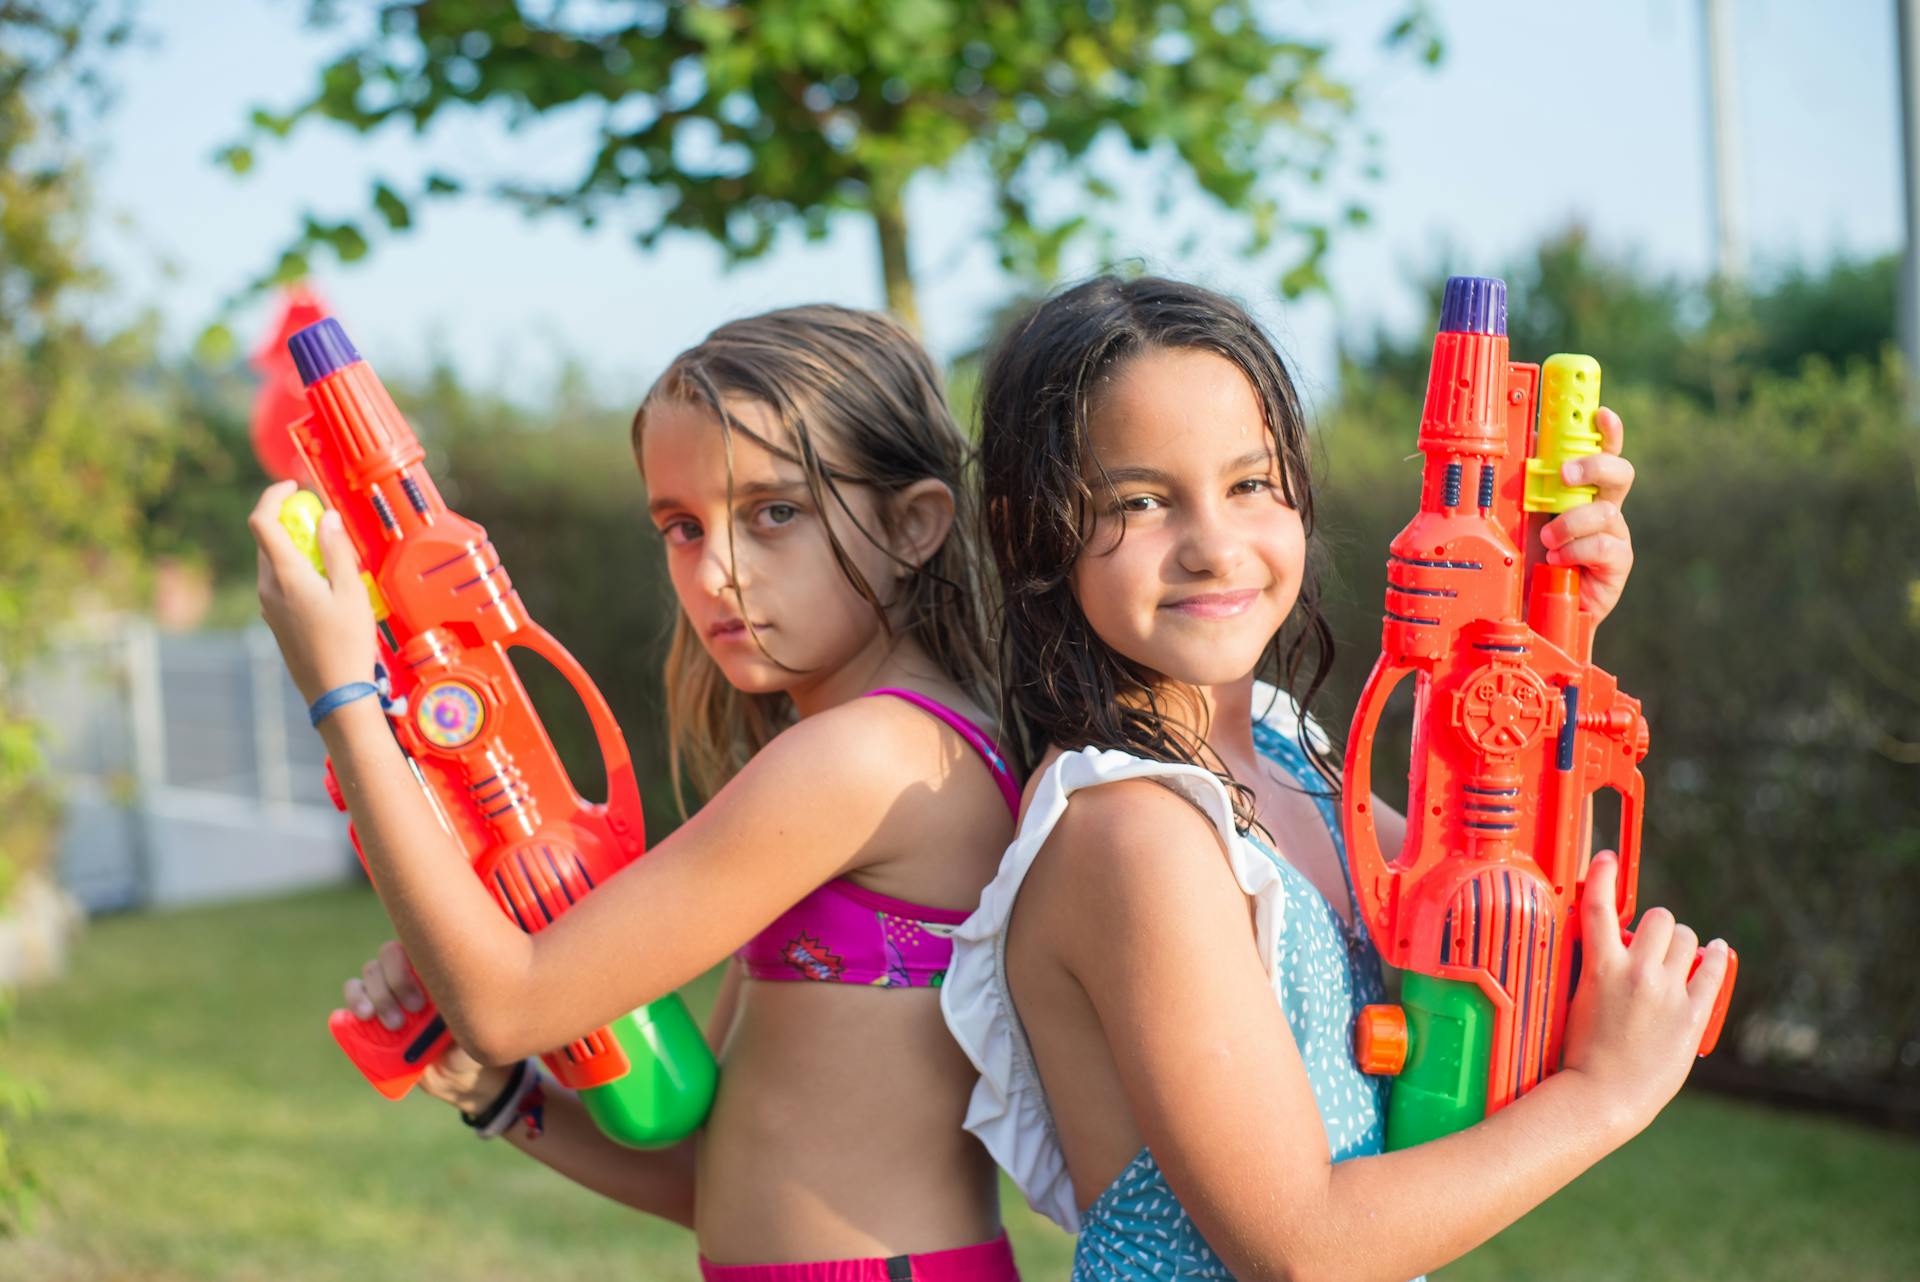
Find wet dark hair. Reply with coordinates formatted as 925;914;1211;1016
978;274;1336;831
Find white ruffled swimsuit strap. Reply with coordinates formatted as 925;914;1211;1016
940;746;1291;1232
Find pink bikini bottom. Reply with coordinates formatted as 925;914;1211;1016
698;1232;1020;1281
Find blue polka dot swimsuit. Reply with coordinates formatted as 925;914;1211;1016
1069;720;1399;1281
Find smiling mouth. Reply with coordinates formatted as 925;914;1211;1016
1162;589;1260;619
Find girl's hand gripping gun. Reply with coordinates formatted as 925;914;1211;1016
274;318;716;1147
1341;276;1736;1150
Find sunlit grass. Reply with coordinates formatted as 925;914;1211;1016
3;886;1911;1280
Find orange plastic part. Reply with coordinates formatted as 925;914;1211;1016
1355;1004;1409;1076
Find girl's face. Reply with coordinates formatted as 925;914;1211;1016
1072;346;1305;690
641;395;906;701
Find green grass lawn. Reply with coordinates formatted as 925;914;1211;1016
4;886;1915;1281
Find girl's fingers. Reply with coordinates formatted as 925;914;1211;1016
1596;406;1624;455
1581;853;1627;965
1664;922;1701;980
316;508;363;599
247;482;311;583
1557;409;1632;505
360;957;404;1029
1563;453;1635;507
1630;906;1676;969
377;939;426;1013
343;976;376;1022
1688;941;1733;1026
1544;531;1632;572
1540;501;1624;549
247;479;300;527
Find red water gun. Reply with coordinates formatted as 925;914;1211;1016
273;317;715;1146
1341;276;1736;1150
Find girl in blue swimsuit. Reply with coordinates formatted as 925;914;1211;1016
941;276;1731;1280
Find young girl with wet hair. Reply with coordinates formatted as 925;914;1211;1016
253;305;1024;1281
941;275;1730;1280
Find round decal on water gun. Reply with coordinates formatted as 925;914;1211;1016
417;680;485;749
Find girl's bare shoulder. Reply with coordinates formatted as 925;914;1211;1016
751;690;1001;808
1027;749;1234;893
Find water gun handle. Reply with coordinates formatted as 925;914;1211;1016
508;622;644;824
1342;654;1418;933
328;993;453;1100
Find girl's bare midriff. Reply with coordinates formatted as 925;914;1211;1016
696;981;1000;1263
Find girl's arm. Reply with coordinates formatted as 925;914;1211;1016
251;486;924;1066
1047;783;1728;1282
348;949;749;1227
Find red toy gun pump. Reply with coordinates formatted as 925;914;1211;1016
277;317;716;1147
1341;276;1736;1150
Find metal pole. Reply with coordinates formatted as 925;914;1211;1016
125;618;164;907
1702;0;1747;285
1898;0;1920;416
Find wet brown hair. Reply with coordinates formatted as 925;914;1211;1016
634;305;996;809
978;275;1336;831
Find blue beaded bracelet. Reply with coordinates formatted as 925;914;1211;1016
309;681;381;727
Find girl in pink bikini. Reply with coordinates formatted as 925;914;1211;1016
251;306;1023;1280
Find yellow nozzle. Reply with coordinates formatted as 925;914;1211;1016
1523;353;1603;514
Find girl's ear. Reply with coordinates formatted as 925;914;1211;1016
887;478;956;571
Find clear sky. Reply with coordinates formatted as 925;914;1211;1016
85;1;1902;411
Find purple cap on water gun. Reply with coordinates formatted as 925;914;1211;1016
288;318;361;388
1437;276;1506;337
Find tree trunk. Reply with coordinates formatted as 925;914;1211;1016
872;186;919;333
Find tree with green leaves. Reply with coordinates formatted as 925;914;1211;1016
226;1;1440;328
0;0;182;1229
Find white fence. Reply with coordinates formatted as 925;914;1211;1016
26;618;357;912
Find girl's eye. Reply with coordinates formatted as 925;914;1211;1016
658;519;701;546
1231;477;1274;496
1116;493;1163;514
753;501;802;530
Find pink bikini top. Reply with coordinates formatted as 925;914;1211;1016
735;688;1021;989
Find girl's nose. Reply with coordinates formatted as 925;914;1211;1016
1175;502;1245;578
694;525;746;597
